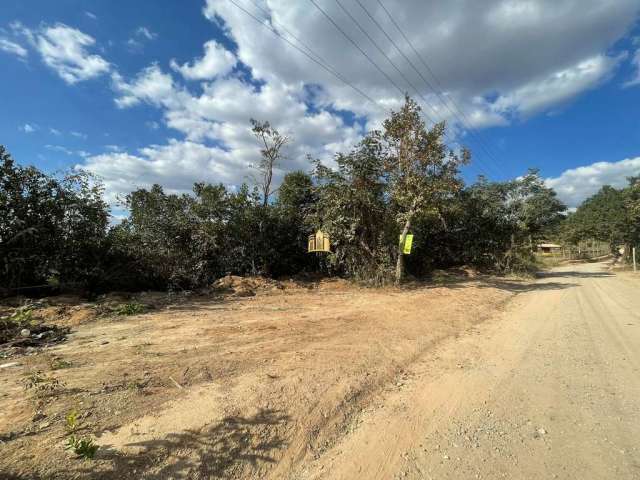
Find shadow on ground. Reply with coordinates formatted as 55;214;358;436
536;270;614;279
2;409;289;480
93;408;288;479
402;275;580;294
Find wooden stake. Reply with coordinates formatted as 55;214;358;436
169;376;184;390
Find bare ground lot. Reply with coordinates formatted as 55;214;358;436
2;264;639;479
1;273;517;479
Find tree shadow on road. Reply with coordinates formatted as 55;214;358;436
402;275;578;293
87;408;289;479
536;270;614;279
477;277;579;293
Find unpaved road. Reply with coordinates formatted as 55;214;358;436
300;262;640;479
2;262;639;479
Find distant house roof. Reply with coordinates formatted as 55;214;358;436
537;243;562;248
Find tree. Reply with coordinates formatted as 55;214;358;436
562;185;627;253
0;145;108;291
382;96;468;284
624;176;640;252
277;170;315;216
250;119;289;207
312;135;393;282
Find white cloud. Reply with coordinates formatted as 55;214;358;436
21;23;110;84
19;123;37;133
80;140;242;204
49;127;61;135
70;130;88;139
491;54;622;117
85;11;98;20
77;0;640;204
45;144;74;155
111;65;184;108
546;156;640;207
170;40;237;80
126;26;157;53
96;61;361;203
45;144;91;158
203;0;638;127
136;27;157;41
624;48;640;87
0;37;28;58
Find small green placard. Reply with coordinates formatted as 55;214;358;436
399;234;414;254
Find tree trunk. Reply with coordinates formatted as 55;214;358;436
395;215;412;285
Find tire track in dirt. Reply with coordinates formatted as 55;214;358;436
297;263;640;479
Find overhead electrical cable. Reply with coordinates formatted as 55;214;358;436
372;0;505;177
334;0;444;126
308;0;408;100
231;0;485;174
308;0;471;156
228;0;384;113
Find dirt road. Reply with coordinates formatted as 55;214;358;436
300;262;640;479
2;262;639;479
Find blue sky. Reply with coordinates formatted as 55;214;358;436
1;0;640;209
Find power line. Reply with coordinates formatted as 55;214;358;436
228;0;384;113
372;0;505;177
309;0;468;156
308;0;407;99
231;0;479;174
334;0;443;126
324;0;484;176
245;0;345;86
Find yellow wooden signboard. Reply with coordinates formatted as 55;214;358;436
399;234;414;254
308;230;331;253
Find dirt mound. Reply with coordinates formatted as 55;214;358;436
212;274;353;296
212;275;285;297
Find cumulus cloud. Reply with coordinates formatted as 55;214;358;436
492;54;622;117
170;40;237;80
81;140;241;204
546;157;640;208
78;0;640;204
111;65;184;108
91;61;362;203
203;0;637;127
0;37;28;58
17;23;110;84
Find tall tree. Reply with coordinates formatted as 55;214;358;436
382;96;468;284
250;119;289;207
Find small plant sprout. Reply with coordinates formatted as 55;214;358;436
50;358;72;370
65;435;99;459
65;409;80;432
23;370;64;398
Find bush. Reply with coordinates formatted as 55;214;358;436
115;302;145;316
